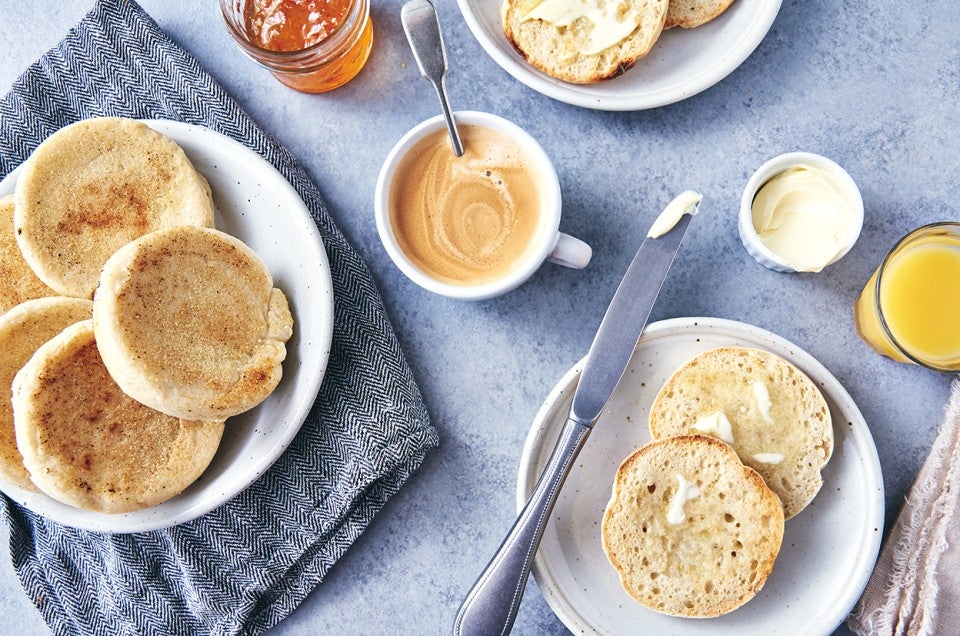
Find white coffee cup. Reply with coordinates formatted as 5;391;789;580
374;111;591;301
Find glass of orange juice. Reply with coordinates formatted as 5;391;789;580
854;222;960;371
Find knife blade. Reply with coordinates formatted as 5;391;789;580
570;211;693;426
453;195;698;636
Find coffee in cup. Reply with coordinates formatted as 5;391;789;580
375;111;591;300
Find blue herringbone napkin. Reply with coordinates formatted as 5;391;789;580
0;1;438;634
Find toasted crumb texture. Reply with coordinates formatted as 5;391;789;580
0;297;92;491
13;117;215;298
93;226;293;421
502;0;668;83
648;347;834;519
601;435;784;617
665;0;735;29
12;320;223;513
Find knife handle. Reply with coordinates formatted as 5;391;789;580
453;417;591;636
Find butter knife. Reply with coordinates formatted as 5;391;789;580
453;204;696;636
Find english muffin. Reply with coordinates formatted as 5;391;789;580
0;297;92;491
665;0;736;29
93;226;293;421
12;320;224;513
0;195;57;313
648;347;834;519
502;0;668;83
13;117;215;298
601;435;784;617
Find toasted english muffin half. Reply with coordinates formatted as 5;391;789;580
502;0;668;84
93;226;293;421
12;320;224;513
13;117;215;298
0;195;57;313
0;297;92;491
601;435;784;617
648;347;834;519
665;0;736;29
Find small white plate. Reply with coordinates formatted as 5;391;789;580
0;120;334;533
518;317;883;634
457;0;782;111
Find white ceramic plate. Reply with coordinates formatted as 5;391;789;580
518;317;883;634
0;120;334;533
457;0;782;111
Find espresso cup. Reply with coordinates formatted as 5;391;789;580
374;111;591;301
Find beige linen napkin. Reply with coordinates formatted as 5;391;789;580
849;378;960;635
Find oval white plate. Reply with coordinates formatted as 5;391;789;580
518;317;883;634
0;120;334;533
457;0;782;111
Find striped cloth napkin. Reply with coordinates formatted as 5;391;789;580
848;378;960;635
0;1;438;634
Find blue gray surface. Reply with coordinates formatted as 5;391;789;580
0;1;956;634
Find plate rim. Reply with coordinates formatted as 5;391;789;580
0;119;334;533
456;0;783;111
516;316;884;633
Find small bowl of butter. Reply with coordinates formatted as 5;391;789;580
739;152;863;273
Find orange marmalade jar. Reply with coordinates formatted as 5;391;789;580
220;0;373;93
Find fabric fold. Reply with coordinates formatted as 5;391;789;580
0;1;438;634
848;378;960;636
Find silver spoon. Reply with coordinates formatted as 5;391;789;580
401;0;464;156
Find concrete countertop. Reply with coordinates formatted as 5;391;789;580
1;1;956;633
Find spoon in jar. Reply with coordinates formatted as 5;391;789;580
401;0;464;156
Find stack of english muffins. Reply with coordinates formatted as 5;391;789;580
602;346;834;617
0;117;294;514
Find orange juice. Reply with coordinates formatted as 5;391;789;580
854;223;960;371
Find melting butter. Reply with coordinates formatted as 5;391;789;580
692;410;734;444
752;453;785;465
648;190;702;238
751;164;858;272
752;380;773;423
522;0;642;56
666;474;700;525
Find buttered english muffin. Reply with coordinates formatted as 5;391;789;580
601;435;784;618
0;195;57;313
502;0;669;84
93;226;293;421
665;0;736;29
0;297;92;491
13;117;215;298
12;320;224;513
648;347;834;519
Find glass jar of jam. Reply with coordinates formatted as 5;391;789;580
220;0;373;93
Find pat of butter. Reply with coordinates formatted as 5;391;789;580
692;410;734;444
666;474;700;525
648;190;702;238
521;0;642;56
752;380;773;423
752;453;785;465
751;164;859;272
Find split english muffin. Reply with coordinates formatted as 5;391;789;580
502;0;669;84
665;0;736;29
602;435;784;617
93;225;294;421
648;347;834;519
0;297;93;491
0;194;57;313
13;117;215;299
12;320;224;513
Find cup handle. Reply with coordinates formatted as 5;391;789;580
547;232;592;269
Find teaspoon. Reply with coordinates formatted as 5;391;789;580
401;0;464;156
